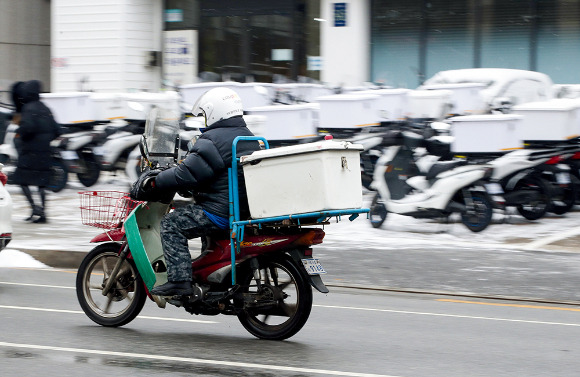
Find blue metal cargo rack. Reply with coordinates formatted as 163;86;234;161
228;136;370;284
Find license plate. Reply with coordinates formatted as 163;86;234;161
485;183;504;194
556;172;571;184
60;150;78;160
301;258;326;275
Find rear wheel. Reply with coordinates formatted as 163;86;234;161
236;255;312;340
461;194;492;232
77;153;101;187
515;177;551;220
76;243;146;327
369;192;388;228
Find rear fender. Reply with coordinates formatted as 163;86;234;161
287;249;329;294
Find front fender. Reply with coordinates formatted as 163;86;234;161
90;229;125;243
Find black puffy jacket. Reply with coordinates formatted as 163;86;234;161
12;80;61;187
155;116;260;218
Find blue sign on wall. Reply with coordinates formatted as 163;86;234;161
334;3;347;27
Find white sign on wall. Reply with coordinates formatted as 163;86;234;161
163;30;198;86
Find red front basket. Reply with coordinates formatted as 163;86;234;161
79;191;142;229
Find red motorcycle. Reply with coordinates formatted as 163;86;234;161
75;108;366;340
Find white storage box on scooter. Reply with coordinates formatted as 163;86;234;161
240;139;364;218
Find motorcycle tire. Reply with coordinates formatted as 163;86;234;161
235;254;313;340
461;194;493;232
550;182;577;215
515;177;551;221
76;153;101;187
369;192;388;229
76;243;147;327
48;159;68;193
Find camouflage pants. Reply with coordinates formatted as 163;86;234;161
160;204;222;282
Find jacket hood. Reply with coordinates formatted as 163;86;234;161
20;80;42;104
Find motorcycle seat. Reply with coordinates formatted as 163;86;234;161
426;160;467;180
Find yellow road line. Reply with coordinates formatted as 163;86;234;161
438;299;580;312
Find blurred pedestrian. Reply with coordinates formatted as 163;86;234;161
11;80;61;223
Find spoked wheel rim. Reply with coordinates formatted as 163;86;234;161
244;263;299;329
81;251;140;319
236;256;312;340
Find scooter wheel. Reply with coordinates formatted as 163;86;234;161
515;177;551;220
461;194;492;232
76;243;147;327
550;182;576;215
369;192;387;228
235;254;313;340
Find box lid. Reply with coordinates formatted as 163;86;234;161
408;89;453;99
41;92;92;99
449;114;524;122
512;98;580;111
241;139;363;164
316;93;380;102
247;103;319;112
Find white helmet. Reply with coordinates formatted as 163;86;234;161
192;87;244;127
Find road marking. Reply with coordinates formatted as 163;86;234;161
314;304;580;326
0;281;74;289
438;298;580;312
0;341;400;377
0;305;218;324
522;225;580;250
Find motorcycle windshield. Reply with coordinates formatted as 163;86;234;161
143;107;181;167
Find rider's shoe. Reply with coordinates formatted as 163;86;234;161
150;281;194;296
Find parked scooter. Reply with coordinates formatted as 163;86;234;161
472;145;578;220
368;129;498;232
76;107;367;340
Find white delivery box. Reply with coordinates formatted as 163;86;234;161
40;92;96;124
449;114;524;153
420;83;486;115
241;139;364;218
120;91;180;120
246;103;319;141
179;81;240;108
317;94;381;130
511;99;580;141
406;89;453;120
276;83;335;102
91;93;125;121
354;89;411;122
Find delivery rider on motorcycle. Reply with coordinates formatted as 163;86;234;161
130;87;261;297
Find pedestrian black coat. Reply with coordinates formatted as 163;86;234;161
12;80;60;187
155;116;260;218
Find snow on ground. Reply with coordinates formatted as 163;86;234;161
1;172;580;268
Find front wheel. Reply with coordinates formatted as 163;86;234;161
461;194;492;232
48;158;68;193
236;254;313;340
76;243;147;327
550;182;576;215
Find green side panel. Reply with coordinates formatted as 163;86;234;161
125;206;157;290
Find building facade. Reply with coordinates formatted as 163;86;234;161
0;0;51;102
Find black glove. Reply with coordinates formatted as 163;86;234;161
130;169;164;201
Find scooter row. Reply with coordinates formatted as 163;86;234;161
0;118;146;192
0;103;204;192
354;123;580;232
